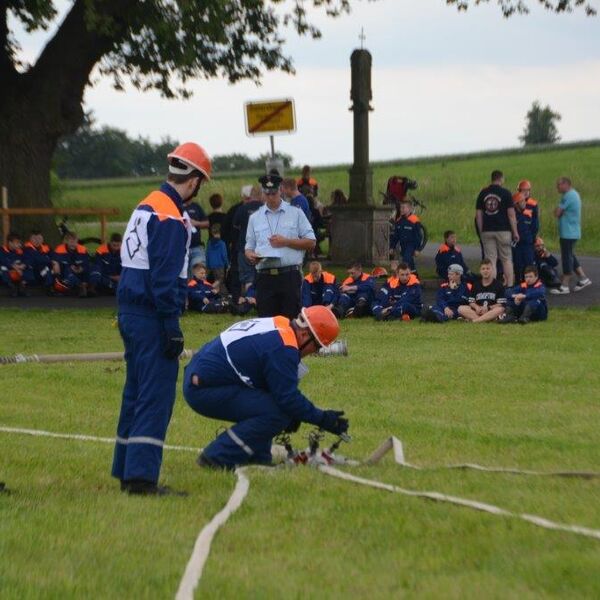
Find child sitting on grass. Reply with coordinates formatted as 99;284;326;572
501;265;547;325
421;264;472;323
371;262;422;321
457;258;506;323
187;263;229;314
533;237;561;289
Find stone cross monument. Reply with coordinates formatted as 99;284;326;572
329;47;389;265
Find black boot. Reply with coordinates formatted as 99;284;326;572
124;479;188;496
518;304;534;325
499;307;517;324
196;452;235;471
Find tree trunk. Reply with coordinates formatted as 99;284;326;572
0;0;136;244
0;85;62;243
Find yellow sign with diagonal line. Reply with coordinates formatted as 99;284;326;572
245;99;296;136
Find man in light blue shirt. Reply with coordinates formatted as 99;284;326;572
551;177;591;294
245;173;316;318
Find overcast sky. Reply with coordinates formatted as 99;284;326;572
11;0;600;165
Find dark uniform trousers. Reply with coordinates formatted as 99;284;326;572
256;267;302;320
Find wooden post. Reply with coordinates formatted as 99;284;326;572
1;187;9;244
100;215;107;244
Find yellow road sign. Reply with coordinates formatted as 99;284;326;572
245;99;296;136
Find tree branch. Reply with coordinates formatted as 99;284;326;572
29;0;138;134
0;3;17;78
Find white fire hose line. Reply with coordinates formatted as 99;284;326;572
175;468;250;600
366;436;600;479
0;426;199;453
319;465;600;542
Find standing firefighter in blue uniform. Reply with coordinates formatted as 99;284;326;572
183;306;349;470
389;199;426;272
113;142;212;496
512;192;538;282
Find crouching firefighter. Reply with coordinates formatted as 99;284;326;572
183;306;349;470
112;142;212;496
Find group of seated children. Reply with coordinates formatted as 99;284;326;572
302;261;423;322
421;259;547;325
301;256;548;325
1;230;122;298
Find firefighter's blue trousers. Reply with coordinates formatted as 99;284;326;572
183;367;292;468
111;313;178;483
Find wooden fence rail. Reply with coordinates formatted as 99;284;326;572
0;204;120;244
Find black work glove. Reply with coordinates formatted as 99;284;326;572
284;419;301;434
161;317;184;360
319;410;349;436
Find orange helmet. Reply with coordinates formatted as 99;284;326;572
518;180;532;191
513;192;525;204
167;142;212;180
371;266;388;278
298;306;340;348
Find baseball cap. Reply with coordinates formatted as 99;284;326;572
448;264;464;275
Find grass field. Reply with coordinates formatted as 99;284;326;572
2;307;600;598
58;142;600;254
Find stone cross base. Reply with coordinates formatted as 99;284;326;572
329;205;390;266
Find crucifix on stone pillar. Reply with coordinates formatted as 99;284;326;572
329;46;389;265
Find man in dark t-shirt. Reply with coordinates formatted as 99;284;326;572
458;258;506;323
475;170;519;286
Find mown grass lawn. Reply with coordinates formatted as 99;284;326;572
59;144;600;255
1;307;600;598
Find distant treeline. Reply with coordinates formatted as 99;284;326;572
54;115;292;179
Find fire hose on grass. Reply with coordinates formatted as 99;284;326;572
0;340;348;365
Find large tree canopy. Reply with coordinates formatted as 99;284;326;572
0;0;356;237
0;0;596;239
446;0;596;16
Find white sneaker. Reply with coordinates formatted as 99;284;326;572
574;279;592;292
550;286;570;295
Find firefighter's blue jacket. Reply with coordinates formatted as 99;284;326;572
301;271;338;307
372;274;422;315
390;214;425;251
435;281;472;311
117;183;190;318
435;243;469;279
183;317;324;467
